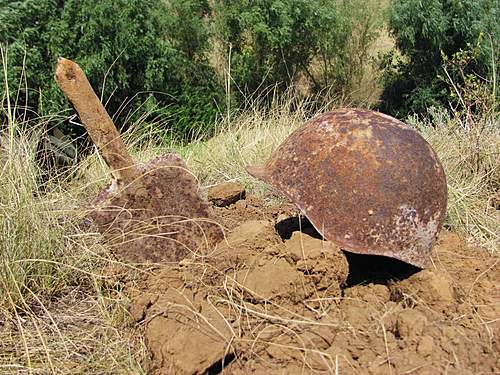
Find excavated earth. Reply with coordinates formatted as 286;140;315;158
126;189;499;375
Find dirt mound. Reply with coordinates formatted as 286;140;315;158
128;195;499;374
212;194;298;230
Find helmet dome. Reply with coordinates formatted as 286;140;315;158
247;109;447;268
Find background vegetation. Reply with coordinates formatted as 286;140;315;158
1;0;391;142
381;0;499;117
2;0;496;142
0;0;222;139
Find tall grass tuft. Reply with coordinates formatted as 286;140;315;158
1;46;90;310
1;123;68;310
1;52;144;374
409;108;499;251
0;117;145;374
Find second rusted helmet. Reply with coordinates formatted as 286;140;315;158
247;108;447;268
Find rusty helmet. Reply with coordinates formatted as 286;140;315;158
247;108;447;268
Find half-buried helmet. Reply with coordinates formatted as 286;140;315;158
247;109;447;268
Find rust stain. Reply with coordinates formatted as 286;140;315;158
91;153;224;263
246;108;447;268
55;58;223;264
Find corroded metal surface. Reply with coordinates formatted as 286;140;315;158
91;153;224;263
247;109;447;268
55;57;138;182
56;58;222;263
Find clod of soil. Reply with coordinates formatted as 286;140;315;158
143;288;234;374
128;195;499;375
212;194;297;230
208;182;246;207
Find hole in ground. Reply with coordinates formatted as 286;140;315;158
275;215;322;240
206;352;236;375
343;251;420;287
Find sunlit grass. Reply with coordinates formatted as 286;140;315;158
409;108;499;251
1;50;145;373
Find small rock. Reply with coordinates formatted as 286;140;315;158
208;182;246;207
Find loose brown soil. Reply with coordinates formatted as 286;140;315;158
127;194;499;375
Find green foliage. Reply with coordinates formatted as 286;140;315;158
1;0;388;142
443;39;498;118
214;0;386;105
302;0;348;91
214;0;325;97
317;0;387;97
381;0;499;117
0;0;222;139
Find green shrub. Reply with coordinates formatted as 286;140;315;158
316;0;387;101
214;1;336;98
0;0;222;140
380;0;499;117
214;0;385;106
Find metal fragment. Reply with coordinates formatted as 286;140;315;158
55;58;223;263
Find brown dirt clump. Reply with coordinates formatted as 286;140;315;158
128;194;499;375
208;182;246;207
212;194;298;230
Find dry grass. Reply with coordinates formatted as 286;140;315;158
409;108;500;251
0;137;146;374
130;93;336;194
0;111;145;372
2;96;497;373
0;286;146;374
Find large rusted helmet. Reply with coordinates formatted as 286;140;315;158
247;108;447;268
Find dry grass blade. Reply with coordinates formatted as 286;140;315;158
409;108;500;251
1;58;145;371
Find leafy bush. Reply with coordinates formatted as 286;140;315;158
0;0;222;139
380;0;499;117
214;0;386;106
316;0;387;101
213;0;327;98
